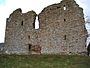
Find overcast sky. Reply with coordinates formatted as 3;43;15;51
0;0;90;43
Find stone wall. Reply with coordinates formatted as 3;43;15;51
38;0;87;54
5;8;40;54
4;0;87;55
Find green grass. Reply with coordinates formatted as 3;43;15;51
0;55;90;68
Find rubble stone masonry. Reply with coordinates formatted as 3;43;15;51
4;0;87;55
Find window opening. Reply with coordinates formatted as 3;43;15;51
28;35;30;39
64;5;66;10
64;19;66;21
28;44;32;51
64;35;66;40
21;21;23;26
35;16;39;29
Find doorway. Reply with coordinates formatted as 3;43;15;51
28;44;32;54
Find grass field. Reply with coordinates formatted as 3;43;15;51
0;55;90;68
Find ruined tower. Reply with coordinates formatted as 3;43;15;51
4;0;87;55
5;9;40;54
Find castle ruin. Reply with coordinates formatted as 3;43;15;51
1;0;88;55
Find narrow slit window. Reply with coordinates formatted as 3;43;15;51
28;44;32;51
64;5;66;10
35;16;39;29
28;35;30;39
64;19;66;21
64;35;66;40
21;21;23;26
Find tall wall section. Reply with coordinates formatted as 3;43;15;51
5;8;39;54
38;0;87;54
